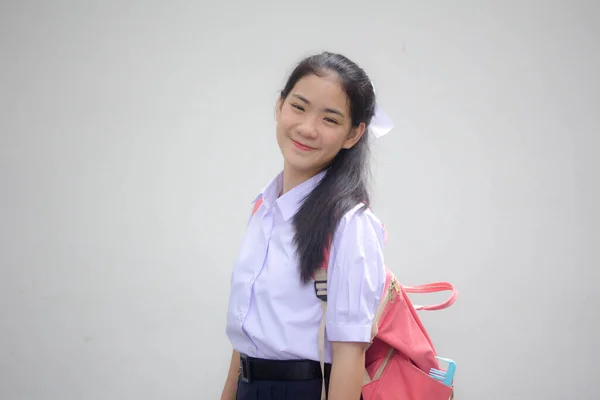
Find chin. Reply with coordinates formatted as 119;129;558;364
282;146;319;172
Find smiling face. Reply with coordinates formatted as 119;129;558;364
276;73;365;178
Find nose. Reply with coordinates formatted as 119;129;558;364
296;116;318;139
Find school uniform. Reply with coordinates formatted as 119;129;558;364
226;170;387;400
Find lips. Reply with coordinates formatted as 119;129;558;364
291;139;314;151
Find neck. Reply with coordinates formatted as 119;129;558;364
281;161;321;195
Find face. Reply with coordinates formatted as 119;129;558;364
275;73;365;177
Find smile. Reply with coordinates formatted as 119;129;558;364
291;139;315;151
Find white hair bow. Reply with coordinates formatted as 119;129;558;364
370;82;394;138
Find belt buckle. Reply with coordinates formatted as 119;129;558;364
239;354;251;383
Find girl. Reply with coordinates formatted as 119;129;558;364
221;52;391;400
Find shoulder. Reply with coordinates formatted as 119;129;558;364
332;203;387;260
333;203;387;249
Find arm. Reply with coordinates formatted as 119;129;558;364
325;208;387;400
328;341;367;400
220;349;240;400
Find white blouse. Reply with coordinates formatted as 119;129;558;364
225;170;387;363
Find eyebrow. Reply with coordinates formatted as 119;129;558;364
291;94;346;118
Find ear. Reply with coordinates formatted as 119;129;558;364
342;122;366;149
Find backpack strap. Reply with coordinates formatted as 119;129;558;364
251;197;263;216
402;282;458;311
314;267;328;400
313;241;330;400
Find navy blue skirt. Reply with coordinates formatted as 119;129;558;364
236;377;325;400
236;377;363;400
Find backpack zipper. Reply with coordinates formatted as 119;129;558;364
372;347;395;380
373;276;399;324
370;277;400;380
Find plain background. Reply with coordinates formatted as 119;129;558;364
1;1;599;399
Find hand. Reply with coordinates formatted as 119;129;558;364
220;350;240;400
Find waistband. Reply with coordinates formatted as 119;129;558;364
239;353;332;383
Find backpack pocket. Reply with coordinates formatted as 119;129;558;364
362;348;454;400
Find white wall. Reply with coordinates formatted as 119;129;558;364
1;1;599;399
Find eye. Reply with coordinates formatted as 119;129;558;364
324;117;339;125
291;103;305;111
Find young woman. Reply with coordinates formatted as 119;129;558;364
221;52;391;400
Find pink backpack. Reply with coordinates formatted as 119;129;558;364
252;198;458;400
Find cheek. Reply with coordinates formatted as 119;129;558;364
320;130;347;152
275;121;291;149
276;111;293;133
276;121;289;140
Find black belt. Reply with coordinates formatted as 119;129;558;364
239;353;332;383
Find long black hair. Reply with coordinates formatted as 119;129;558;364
279;52;377;284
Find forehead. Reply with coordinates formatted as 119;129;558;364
291;73;349;111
